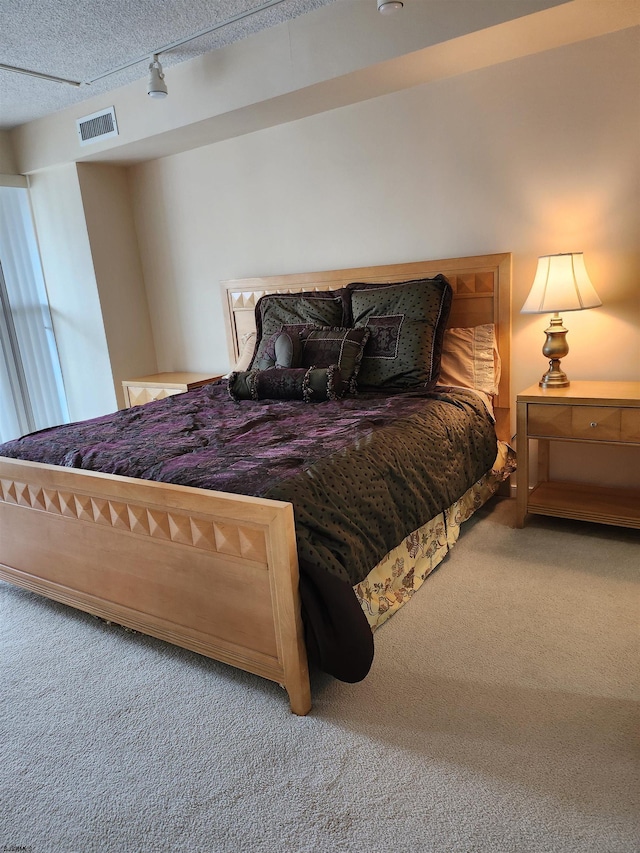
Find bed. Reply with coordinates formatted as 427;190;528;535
0;253;512;715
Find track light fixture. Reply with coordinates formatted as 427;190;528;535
377;0;404;13
147;55;168;99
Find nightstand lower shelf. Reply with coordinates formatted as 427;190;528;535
528;481;640;529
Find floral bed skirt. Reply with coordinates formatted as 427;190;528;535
354;441;516;631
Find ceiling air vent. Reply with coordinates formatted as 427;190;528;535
76;107;119;146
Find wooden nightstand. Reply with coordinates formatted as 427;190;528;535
122;372;222;408
516;381;640;529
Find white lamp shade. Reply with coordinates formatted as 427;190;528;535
521;253;602;314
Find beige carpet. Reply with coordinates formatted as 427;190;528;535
1;497;638;852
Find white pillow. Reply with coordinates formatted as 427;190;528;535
226;331;256;376
438;323;501;396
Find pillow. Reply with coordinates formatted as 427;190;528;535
299;327;370;392
438;323;501;396
255;329;302;370
347;275;453;388
228;366;346;402
229;331;256;374
251;289;348;369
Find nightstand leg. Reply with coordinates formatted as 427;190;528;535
538;439;550;482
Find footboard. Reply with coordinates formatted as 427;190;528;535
0;457;311;715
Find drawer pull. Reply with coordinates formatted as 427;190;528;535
590;422;598;428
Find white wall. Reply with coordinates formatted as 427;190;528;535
130;28;639;488
0;132;18;174
76;163;157;408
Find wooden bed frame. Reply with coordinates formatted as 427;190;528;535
0;253;511;715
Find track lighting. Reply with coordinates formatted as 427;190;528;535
377;0;403;13
147;55;167;99
2;2;296;101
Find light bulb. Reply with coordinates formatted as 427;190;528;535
377;0;403;14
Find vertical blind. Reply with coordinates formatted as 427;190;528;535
0;186;69;443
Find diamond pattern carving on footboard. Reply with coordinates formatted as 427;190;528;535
0;477;267;564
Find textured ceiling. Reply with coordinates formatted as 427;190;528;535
0;0;337;130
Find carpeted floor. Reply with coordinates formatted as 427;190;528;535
1;497;638;853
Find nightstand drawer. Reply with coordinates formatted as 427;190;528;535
528;404;622;441
621;408;640;442
571;407;621;441
527;404;573;437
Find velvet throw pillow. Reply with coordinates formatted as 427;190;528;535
299;327;370;392
254;329;302;371
250;289;348;369
228;366;346;402
347;276;453;388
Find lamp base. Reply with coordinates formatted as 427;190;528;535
539;358;569;388
539;314;570;388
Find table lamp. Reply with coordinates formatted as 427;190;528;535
521;252;602;388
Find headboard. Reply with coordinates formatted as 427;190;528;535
221;253;511;441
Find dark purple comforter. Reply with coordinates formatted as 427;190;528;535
0;381;497;681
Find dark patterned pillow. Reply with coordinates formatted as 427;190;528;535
347;276;453;388
299;327;370;392
254;329;302;370
228;366;346;402
251;289;348;369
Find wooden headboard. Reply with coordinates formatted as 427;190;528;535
221;253;511;441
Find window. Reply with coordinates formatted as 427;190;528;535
0;186;69;443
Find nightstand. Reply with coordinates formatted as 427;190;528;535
122;372;222;408
516;381;640;529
